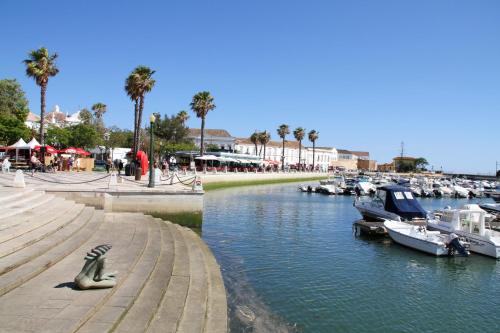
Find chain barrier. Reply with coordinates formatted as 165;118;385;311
25;172;111;185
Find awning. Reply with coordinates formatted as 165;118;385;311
27;138;40;149
59;147;77;154
34;145;58;154
74;148;90;156
195;155;220;161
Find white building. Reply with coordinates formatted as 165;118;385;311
24;105;83;130
234;138;337;170
187;129;235;151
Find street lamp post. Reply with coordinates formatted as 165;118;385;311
148;114;156;188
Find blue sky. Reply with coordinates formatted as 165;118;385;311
1;0;499;173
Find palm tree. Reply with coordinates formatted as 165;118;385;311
259;131;271;160
125;73;140;155
177;110;189;126
125;66;156;155
23;47;59;149
293;127;305;171
277;124;290;171
92;103;107;134
250;131;259;156
92;102;107;119
308;130;319;171
190;91;216;156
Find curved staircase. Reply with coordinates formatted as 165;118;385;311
0;189;227;333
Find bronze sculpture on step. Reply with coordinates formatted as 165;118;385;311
74;244;117;289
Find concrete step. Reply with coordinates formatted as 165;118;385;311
41;213;156;333
0;188;33;205
0;203;86;258
78;217;174;333
0;212;149;333
147;221;191;333
0;206;94;275
0;196;70;233
0;191;54;220
176;224;209;333
0;209;103;296
192;231;228;333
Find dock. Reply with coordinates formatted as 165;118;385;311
353;220;388;236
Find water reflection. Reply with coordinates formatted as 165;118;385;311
202;183;500;333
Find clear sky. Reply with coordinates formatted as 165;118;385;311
1;0;499;174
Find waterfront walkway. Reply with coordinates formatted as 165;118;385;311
0;188;227;333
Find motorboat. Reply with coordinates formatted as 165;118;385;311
355;181;377;196
478;203;500;219
384;220;470;256
315;184;338;195
427;208;500;258
354;185;427;222
298;185;315;193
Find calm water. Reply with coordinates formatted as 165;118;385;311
201;183;500;333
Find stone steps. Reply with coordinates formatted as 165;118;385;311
0;188;33;205
0;207;94;275
0;203;86;258
0;190;227;333
0;196;71;234
0;191;54;220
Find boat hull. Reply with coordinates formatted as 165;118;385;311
427;222;500;258
384;221;449;256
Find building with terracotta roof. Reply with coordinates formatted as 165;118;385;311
187;128;236;151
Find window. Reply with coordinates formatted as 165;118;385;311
394;192;404;200
404;192;413;199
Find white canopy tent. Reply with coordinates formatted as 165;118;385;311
27;138;40;149
7;138;32;162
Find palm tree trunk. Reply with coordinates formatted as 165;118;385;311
281;138;285;171
254;143;258;156
259;145;262;157
137;96;145;153
200;116;205;156
263;143;266;160
133;99;139;156
39;83;47;165
298;141;302;171
312;140;315;171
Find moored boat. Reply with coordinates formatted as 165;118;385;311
427;208;500;258
384;220;469;256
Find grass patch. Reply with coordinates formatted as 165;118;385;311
150;211;203;229
203;176;328;191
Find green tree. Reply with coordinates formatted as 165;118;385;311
277;124;290;171
69;123;100;149
156;114;190;143
79;108;93;125
46;126;71;148
293;127;305;169
0;79;30;145
250;131;259;156
190;91;216;156
107;126;134;149
205;143;220;152
259;131;271;160
415;157;429;171
23;47;59;147
125;66;156;155
308;130;319;170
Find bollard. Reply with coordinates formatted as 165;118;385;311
13;170;25;188
192;176;203;191
108;172;118;187
135;167;142;181
170;172;176;185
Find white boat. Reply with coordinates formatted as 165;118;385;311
354;185;427;222
298;185;315;193
315;184;337;195
384;220;469;256
355;181;377;196
427;208;500;258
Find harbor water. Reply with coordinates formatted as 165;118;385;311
201;183;500;333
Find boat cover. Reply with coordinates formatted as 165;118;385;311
381;185;427;220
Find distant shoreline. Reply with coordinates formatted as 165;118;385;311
201;173;328;191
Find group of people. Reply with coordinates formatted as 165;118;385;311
30;152;83;173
